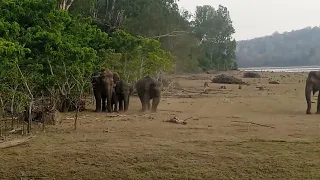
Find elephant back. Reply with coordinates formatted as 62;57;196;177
136;76;160;96
115;80;130;94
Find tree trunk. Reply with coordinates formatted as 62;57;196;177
58;0;75;11
27;100;33;134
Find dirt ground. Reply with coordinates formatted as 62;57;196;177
1;71;320;180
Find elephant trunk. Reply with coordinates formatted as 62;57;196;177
107;87;113;113
305;82;312;114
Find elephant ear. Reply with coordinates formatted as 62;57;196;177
101;69;113;78
113;72;120;82
129;86;134;94
115;81;122;92
91;74;100;84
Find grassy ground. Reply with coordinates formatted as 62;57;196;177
1;71;320;180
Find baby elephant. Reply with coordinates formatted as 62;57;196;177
112;80;133;112
135;76;161;112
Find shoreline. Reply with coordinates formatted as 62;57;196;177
239;66;320;72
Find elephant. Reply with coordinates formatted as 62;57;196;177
305;71;320;114
113;72;120;84
111;80;133;112
91;69;114;112
135;76;161;112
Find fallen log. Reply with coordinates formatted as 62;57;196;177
0;135;36;149
231;120;275;129
164;117;189;125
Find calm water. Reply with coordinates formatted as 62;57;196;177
239;66;320;72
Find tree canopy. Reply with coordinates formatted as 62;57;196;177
67;0;237;72
236;26;320;67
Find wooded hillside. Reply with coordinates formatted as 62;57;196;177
236;26;320;67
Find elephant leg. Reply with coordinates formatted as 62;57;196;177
317;92;320;114
151;97;160;113
140;94;149;112
123;95;129;112
305;82;312;114
101;95;107;112
119;96;124;111
147;101;151;110
137;93;144;112
94;90;102;112
112;92;118;112
127;96;130;108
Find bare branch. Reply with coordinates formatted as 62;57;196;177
0;135;36;149
231;120;276;129
150;31;190;39
65;0;75;10
16;64;32;99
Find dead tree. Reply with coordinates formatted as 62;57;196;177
203;82;209;92
17;65;34;134
93;0;126;33
58;0;75;11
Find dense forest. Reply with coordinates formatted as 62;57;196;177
0;0;237;130
67;0;237;72
236;26;320;67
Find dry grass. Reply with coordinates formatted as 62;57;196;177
1;71;320;179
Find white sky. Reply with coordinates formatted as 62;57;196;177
177;0;320;40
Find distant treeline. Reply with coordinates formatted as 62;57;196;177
236;26;320;67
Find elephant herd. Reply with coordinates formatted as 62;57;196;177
90;69;320;115
91;69;161;113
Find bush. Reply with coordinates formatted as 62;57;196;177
212;74;247;84
243;72;261;78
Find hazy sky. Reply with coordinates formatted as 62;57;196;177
178;0;320;40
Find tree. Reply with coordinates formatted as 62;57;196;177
193;5;236;70
68;0;201;72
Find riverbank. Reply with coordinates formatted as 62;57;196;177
1;71;320;179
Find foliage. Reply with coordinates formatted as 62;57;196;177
0;0;174;117
0;38;30;112
236;26;320;67
68;0;237;72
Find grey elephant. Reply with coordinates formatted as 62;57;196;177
135;76;161;112
305;71;320;114
91;69;114;112
111;80;133;112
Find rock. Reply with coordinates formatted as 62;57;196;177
269;81;280;84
